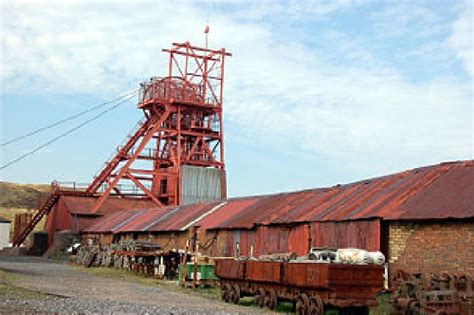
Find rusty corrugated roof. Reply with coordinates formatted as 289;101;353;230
70;216;102;233
82;210;142;233
118;202;222;233
83;202;223;233
212;160;473;228
83;160;474;234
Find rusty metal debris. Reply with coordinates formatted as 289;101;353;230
392;270;474;314
72;240;181;279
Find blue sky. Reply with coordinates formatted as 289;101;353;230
1;0;472;197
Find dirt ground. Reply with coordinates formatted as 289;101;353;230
0;255;268;314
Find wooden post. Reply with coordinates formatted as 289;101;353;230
181;240;189;287
192;228;199;289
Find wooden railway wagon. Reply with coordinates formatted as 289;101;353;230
215;259;384;315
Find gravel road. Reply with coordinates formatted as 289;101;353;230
0;255;268;314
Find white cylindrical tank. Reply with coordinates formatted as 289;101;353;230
336;248;385;265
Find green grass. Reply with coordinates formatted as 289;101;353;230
68;265;161;287
0;268;20;284
370;293;393;315
0;269;53;300
0;281;48;300
71;264;230;303
0;207;30;220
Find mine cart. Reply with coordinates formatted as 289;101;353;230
215;255;384;315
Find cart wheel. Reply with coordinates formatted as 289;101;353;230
265;289;277;310
308;295;324;315
221;284;231;303
406;300;420;315
229;289;239;304
255;288;265;308
233;284;241;299
296;293;309;315
230;286;240;304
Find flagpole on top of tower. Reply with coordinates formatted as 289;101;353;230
204;23;209;49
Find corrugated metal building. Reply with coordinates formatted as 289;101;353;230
0;215;11;249
43;165;225;245
180;165;225;205
44;196;156;245
80;160;473;277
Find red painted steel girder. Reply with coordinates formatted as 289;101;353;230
85;42;231;213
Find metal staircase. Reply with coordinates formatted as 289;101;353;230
12;185;61;247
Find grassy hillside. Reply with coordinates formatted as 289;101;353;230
0;182;50;238
0;181;50;209
1;207;31;221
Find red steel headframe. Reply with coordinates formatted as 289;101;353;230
86;42;231;213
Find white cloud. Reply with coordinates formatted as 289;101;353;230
448;1;473;77
370;4;444;39
217;0;367;21
225;39;472;175
1;0;472;181
1;1;210;94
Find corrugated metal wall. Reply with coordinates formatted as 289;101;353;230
215;230;232;257
239;230;257;257
180;166;223;205
310;219;381;251
255;225;310;256
288;224;310;255
217;220;381;258
0;222;10;249
84;220;381;258
257;226;289;255
218;230;258;257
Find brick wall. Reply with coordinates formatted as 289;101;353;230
388;220;474;277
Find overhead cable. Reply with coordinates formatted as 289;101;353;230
0;93;136;170
1;89;138;147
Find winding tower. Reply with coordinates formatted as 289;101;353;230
12;42;231;246
87;42;231;211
